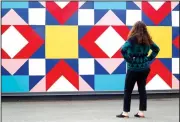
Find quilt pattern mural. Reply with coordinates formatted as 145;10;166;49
1;1;179;93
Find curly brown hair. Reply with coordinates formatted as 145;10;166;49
128;21;153;45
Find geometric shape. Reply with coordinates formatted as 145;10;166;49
146;75;171;90
28;8;46;25
13;8;29;24
94;74;126;91
172;11;179;27
126;1;141;10
95;58;124;74
79;76;94;91
78;9;94;25
1;25;44;59
30;44;45;58
65;59;79;73
142;11;155;26
94;2;126;9
171;2;179;10
14;60;29;75
1;9;11;17
39;2;46;7
95;60;110;74
47;76;78;92
29;76;44;90
2;2;28;8
158;12;172;26
2;26;29;58
112;60;127;74
2;59;27;75
65;11;78;25
46;2;78;24
174;74;180;81
78;26;93;40
79;58;94;75
1;66;11;75
31;25;45;40
46;10;60;25
79;45;93;58
112;10;126;25
172;44;180;58
158;58;172;72
94;9;109;24
173;36;180;49
2;9;28;25
2;76;29;92
81;75;94;89
95;26;125;58
147;26;172;58
55;2;69;9
45;26;78;58
46;60;79;91
172;58;179;74
29;59;46;76
142;2;171;25
172;75;179;89
79;1;94;9
134;2;142;9
96;10;124;25
148;2;165;10
46;59;60;73
126;10;142;26
29;1;45;8
30;76;46;92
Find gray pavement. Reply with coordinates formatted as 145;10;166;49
2;98;179;122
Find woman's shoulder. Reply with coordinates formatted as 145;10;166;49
127;36;137;44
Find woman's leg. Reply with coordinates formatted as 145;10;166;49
136;68;150;115
123;70;137;113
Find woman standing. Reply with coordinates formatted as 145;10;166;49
116;21;160;118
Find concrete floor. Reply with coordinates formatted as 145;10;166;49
2;98;179;122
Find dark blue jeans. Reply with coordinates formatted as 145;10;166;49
123;68;150;112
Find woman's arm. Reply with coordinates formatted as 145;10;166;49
120;41;133;63
148;43;160;61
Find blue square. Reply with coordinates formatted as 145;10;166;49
95;74;126;91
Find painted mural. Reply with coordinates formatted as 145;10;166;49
1;1;179;93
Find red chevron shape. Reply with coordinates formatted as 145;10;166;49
46;60;79;91
46;1;78;24
147;59;172;88
2;25;44;59
79;26;130;58
173;36;180;49
142;1;171;25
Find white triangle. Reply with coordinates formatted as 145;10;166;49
55;2;69;9
47;76;78;92
148;2;165;10
96;10;124;25
146;75;171;90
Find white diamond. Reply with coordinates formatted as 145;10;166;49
148;2;165;10
2;26;28;58
95;26;125;58
55;2;69;9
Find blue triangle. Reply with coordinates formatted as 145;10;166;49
95;60;109;74
65;11;78;25
1;66;11;75
81;75;94;89
79;45;93;58
173;3;179;11
159;13;172;26
14;60;29;75
1;9;10;17
172;45;179;58
80;1;94;9
30;44;45;58
14;8;28;23
172;27;179;40
78;26;93;40
64;59;78;73
174;74;179;81
46;10;59;25
31;25;45;40
94;10;108;24
29;1;44;8
46;59;60;73
29;76;44;90
142;12;155;26
126;1;140;10
128;26;132;30
158;58;172;72
112;10;126;24
112;60;126;74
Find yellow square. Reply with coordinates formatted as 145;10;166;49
147;26;172;58
46;26;78;58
